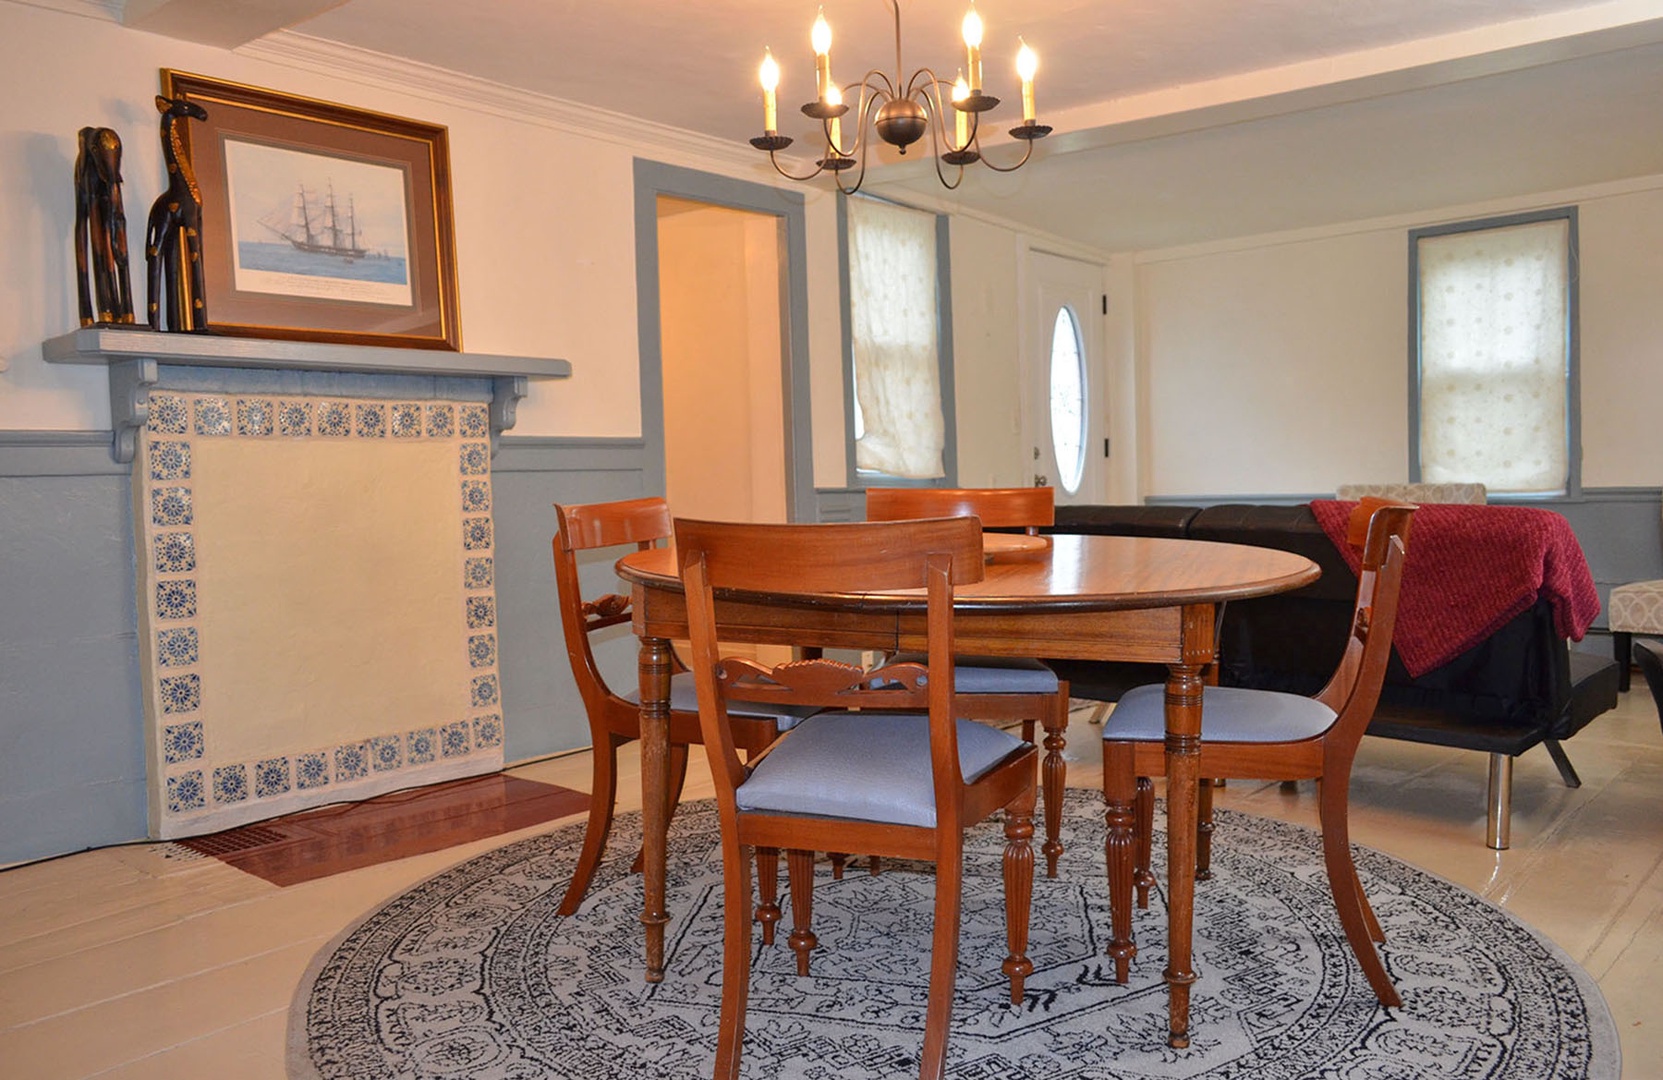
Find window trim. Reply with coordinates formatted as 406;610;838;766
1407;206;1581;500
838;192;959;489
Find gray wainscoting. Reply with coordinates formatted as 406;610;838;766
0;433;145;865
0;431;651;866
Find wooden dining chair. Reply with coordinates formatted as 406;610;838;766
865;486;1073;877
1100;498;1415;1007
676;516;1040;1080
550;497;812;921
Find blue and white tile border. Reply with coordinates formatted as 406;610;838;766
136;392;506;838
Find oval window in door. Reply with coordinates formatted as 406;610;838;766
1049;306;1087;493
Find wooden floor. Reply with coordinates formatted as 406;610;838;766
3;688;1661;1078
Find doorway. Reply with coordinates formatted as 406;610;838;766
1023;251;1107;505
631;160;812;522
657;197;788;523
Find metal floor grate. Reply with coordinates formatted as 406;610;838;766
177;824;292;857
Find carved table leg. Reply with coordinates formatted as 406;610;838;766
638;635;673;983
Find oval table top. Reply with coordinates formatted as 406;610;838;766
618;532;1320;613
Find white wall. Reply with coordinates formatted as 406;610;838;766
1134;175;1663;497
0;1;856;457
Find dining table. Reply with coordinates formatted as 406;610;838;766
616;530;1319;1048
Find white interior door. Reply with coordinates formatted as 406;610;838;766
1023;251;1106;505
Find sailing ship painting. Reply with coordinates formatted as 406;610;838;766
224;138;413;307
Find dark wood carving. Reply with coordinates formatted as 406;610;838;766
73;126;135;326
145;95;209;332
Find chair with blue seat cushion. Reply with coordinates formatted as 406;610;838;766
676;515;1039;1080
866;486;1073;876
550;497;812;922
1100;498;1415;1009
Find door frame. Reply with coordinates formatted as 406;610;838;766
1022;247;1109;504
633;159;814;522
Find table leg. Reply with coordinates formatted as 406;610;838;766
638;634;673;983
1163;657;1205;1048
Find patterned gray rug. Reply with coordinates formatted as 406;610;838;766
290;791;1620;1079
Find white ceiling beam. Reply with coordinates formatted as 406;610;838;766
121;0;350;49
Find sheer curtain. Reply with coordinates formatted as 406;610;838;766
1417;218;1569;494
847;196;945;479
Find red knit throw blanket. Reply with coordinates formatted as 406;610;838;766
1309;500;1601;678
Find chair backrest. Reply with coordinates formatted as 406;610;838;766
552;497;673;713
674;517;983;818
866;486;1055;534
1317;499;1415;757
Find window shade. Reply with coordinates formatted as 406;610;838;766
1417;218;1569;494
847;196;945;479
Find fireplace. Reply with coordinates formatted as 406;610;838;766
46;329;569;837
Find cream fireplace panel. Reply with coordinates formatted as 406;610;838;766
136;391;506;838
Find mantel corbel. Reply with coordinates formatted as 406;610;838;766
42;328;571;463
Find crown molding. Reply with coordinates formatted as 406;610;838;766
237;30;761;172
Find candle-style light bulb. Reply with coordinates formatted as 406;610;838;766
826;83;844;153
1016;39;1038;122
812;8;833;103
962;5;984;92
952;74;970;148
760;48;780;133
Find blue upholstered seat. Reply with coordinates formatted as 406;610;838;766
734;712;1028;827
1103;684;1337;744
625;672;817;730
889;653;1060;694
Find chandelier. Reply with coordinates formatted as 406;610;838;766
750;1;1051;193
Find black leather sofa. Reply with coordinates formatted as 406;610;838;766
1040;503;1622;849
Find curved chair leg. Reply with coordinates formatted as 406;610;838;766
756;847;782;945
1002;783;1038;1002
920;841;964;1080
557;732;625;915
787;848;818;975
1318;781;1400;1007
713;836;755;1080
1102;740;1138;984
1133;777;1156;909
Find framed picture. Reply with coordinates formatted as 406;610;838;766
161;70;461;351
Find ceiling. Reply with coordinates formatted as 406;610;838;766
122;0;1663;251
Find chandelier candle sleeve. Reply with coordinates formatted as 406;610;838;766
760;48;780;133
963;6;984;92
827;84;844;153
1017;40;1037;122
813;10;832;102
953;75;970;148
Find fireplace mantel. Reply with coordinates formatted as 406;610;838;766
44;328;571;462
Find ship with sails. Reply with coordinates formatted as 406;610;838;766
259;180;372;261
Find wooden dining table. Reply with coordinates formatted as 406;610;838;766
617;531;1319;1048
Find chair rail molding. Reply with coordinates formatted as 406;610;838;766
43;328;571;463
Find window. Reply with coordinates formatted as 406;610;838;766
1410;209;1578;496
1049;306;1087;493
841;194;955;484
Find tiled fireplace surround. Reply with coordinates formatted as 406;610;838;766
46;330;569;838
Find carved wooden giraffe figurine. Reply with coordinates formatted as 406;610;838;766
145;95;209;332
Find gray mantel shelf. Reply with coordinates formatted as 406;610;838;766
43;327;571;463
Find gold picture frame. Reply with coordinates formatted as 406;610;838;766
161;70;461;351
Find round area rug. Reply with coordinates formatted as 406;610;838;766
290;791;1619;1079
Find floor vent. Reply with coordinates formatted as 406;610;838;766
178;824;291;857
